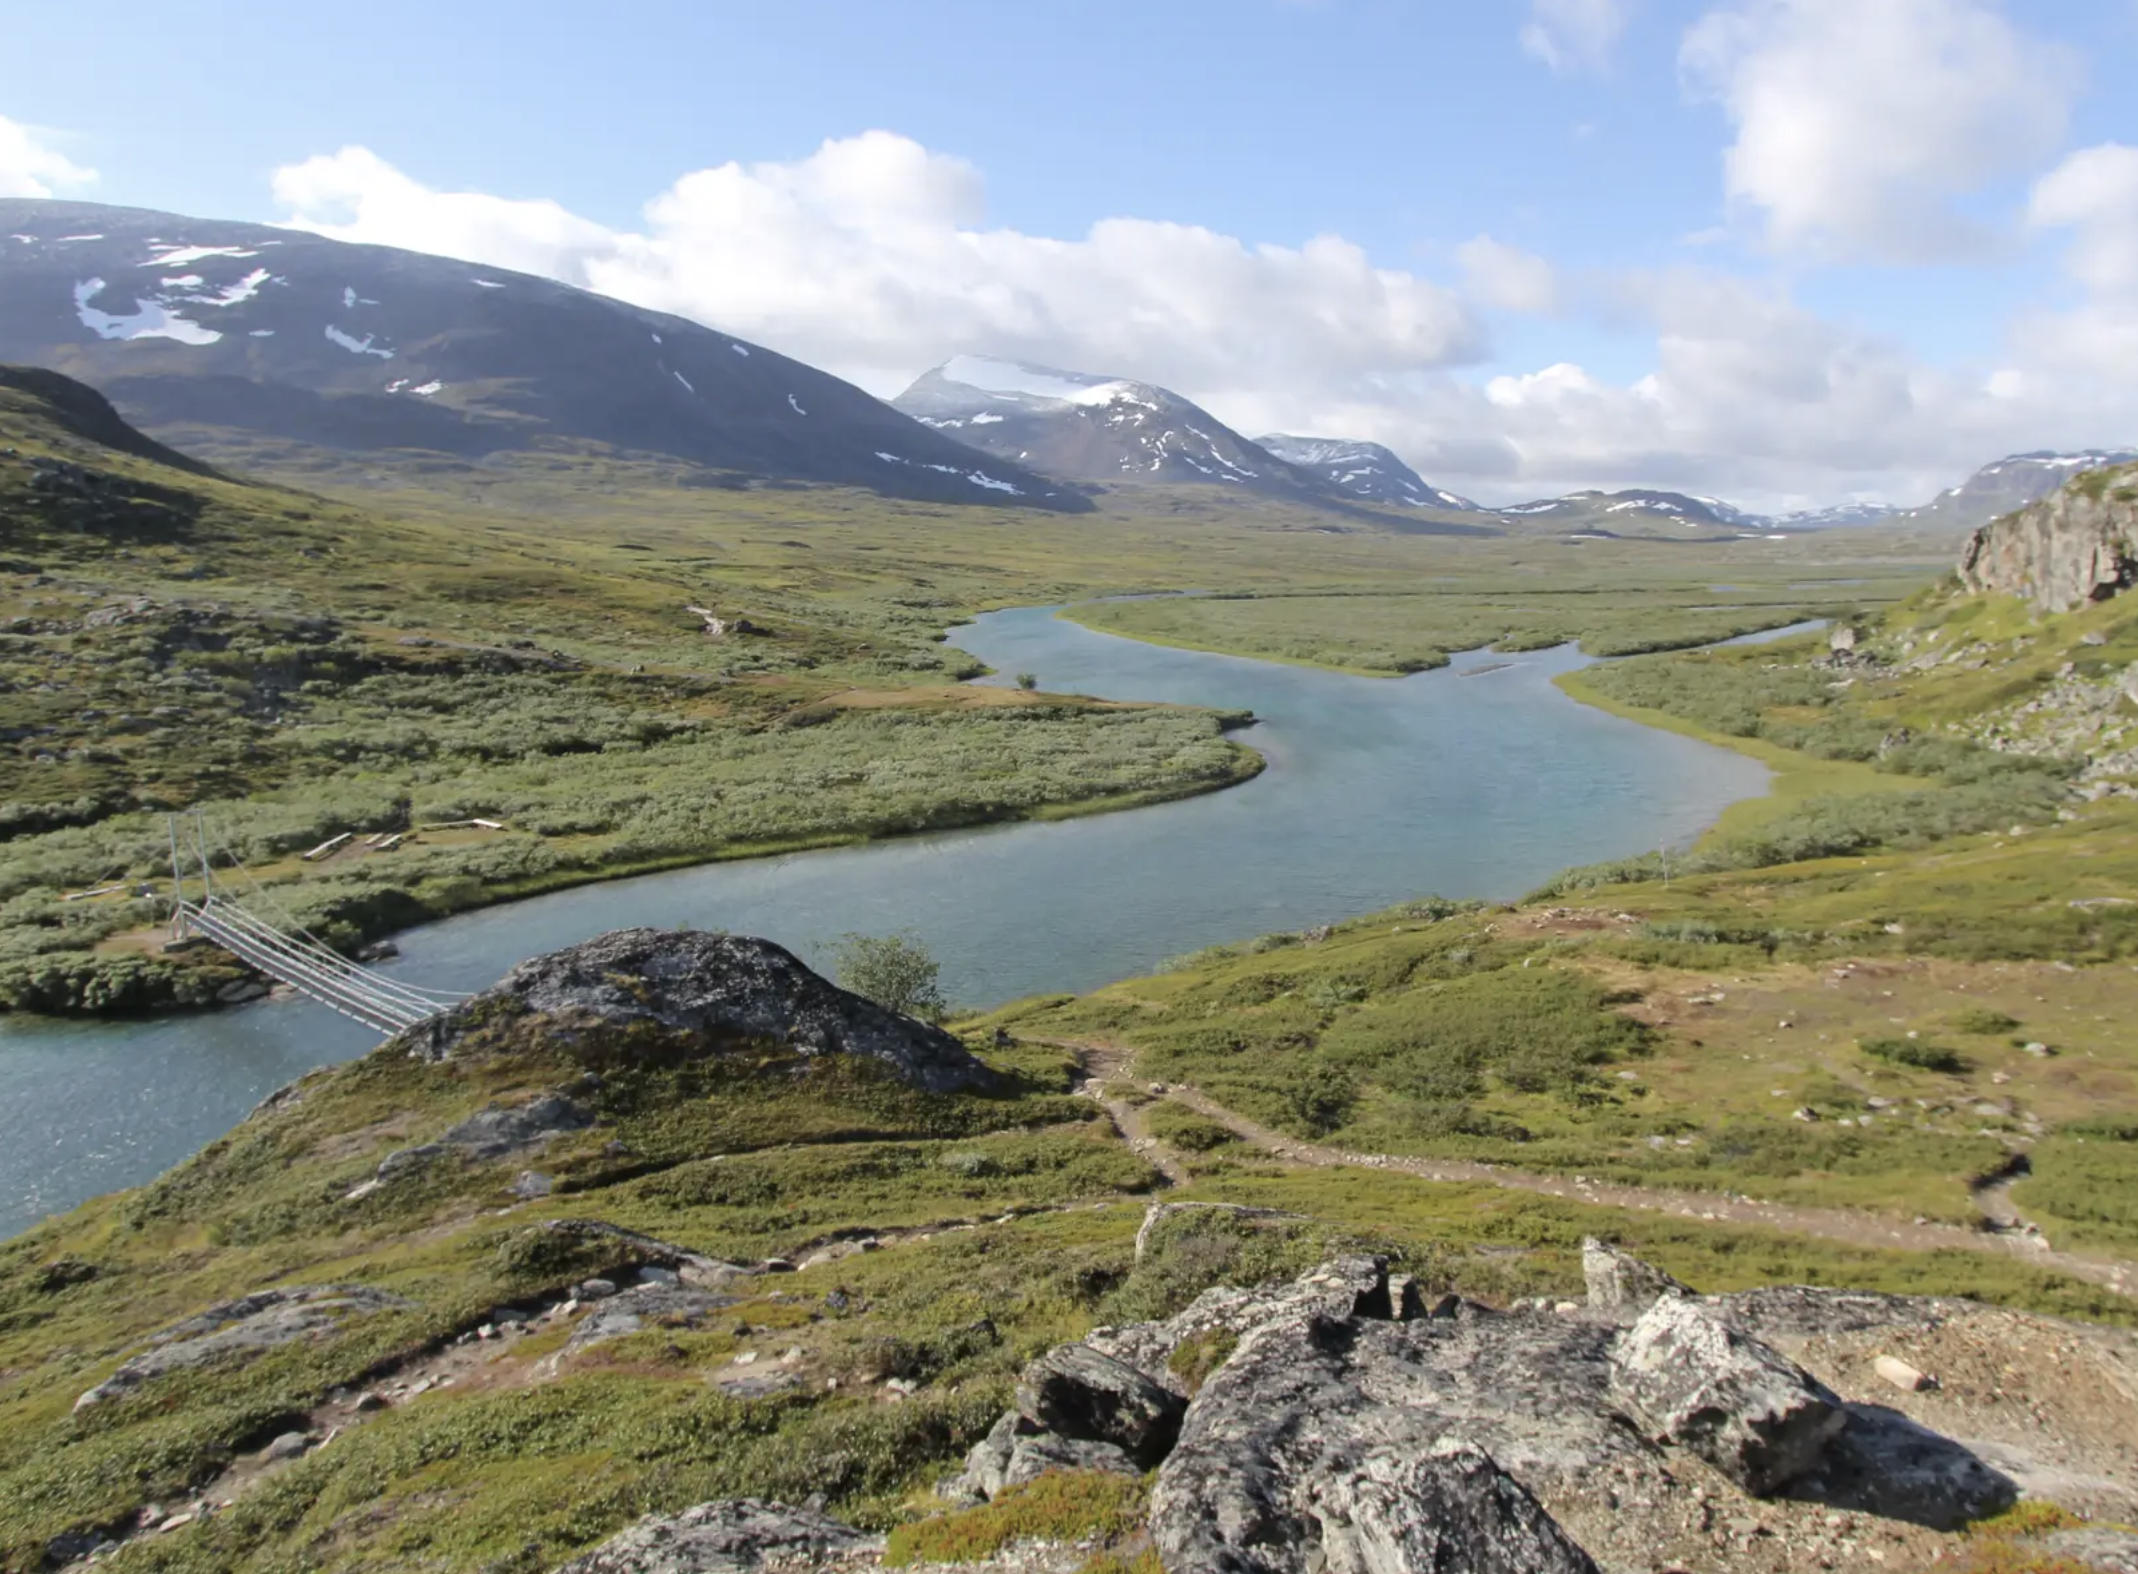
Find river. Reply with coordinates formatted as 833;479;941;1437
0;607;1771;1235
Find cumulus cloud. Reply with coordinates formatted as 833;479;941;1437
0;114;96;199
2029;143;2138;297
271;132;1484;399
1520;0;1632;74
1681;0;2079;262
266;128;2138;514
1457;236;1559;313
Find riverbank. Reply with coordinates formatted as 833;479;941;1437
12;711;1267;1021
1553;663;1927;848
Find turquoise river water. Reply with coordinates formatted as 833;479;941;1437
0;606;1777;1234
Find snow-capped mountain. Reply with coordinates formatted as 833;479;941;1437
0;200;1073;508
1886;450;2138;534
892;356;1324;495
1253;434;1478;510
1763;502;1896;531
1490;488;1763;538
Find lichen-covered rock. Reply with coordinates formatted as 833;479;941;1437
1303;1441;1601;1574
1015;1344;1187;1467
74;1285;413;1410
551;1499;878;1573
397;929;997;1093
1580;1237;1690;1318
1958;466;2138;611
1608;1293;1846;1495
1001;1433;1140;1490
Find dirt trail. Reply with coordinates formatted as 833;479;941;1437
1044;1038;2138;1304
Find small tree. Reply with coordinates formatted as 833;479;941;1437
831;931;949;1022
1015;672;1039;690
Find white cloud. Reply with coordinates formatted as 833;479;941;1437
1520;0;1632;74
1681;0;2079;262
1457;235;1559;313
266;129;2138;515
0;114;96;199
2012;144;2138;389
2029;143;2138;297
271;132;1484;400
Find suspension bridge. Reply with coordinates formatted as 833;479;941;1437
167;813;468;1035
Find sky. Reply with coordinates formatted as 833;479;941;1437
5;0;2138;511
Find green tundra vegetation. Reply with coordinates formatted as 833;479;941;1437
5;370;2138;1569
999;581;2138;1243
0;366;1953;1015
2;1009;2126;1572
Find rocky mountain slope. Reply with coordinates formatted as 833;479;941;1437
0;201;1074;509
1892;451;2138;537
1252;434;1478;510
892;357;1328;497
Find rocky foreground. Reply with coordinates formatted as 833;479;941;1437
560;1239;2138;1574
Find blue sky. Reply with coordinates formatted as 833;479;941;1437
6;0;2138;509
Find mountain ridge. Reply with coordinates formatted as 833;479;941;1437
0;200;1081;510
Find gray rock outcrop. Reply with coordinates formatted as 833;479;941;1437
1301;1441;1601;1574
397;929;997;1094
1015;1344;1186;1466
1608;1293;1847;1495
1958;467;2138;611
74;1285;412;1410
552;1499;878;1574
1581;1236;1690;1317
935;1251;2029;1572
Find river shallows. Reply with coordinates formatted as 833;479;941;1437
0;607;1768;1234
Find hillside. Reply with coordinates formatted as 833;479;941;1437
0;201;1075;510
5;453;2138;1573
0;367;1263;1014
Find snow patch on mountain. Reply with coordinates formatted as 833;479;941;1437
142;243;256;267
72;279;222;346
324;325;392;358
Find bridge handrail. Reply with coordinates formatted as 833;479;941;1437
180;904;434;1034
189;898;459;1015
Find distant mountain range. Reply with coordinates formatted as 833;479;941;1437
1;199;2129;536
892;356;1328;498
0;199;1077;509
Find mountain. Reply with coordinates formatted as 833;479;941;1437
1252;434;1478;510
891;356;1324;495
1764;502;1895;531
1888;449;2138;535
1489;488;1763;539
0;200;1077;509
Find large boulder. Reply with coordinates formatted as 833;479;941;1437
1608;1293;1847;1495
1958;467;2138;611
1303;1442;1601;1574
552;1499;877;1573
1015;1343;1187;1467
396;929;998;1093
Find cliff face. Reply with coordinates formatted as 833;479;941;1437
1958;465;2138;611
